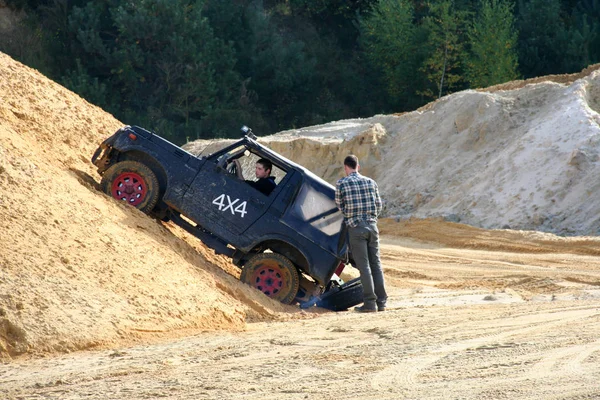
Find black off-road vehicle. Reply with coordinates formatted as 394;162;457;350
92;125;362;310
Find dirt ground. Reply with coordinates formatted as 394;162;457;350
2;219;600;399
2;50;600;399
0;220;600;399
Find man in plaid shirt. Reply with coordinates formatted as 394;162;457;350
335;155;387;312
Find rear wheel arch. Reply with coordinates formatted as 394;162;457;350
249;240;310;274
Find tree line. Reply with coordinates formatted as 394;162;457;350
2;0;599;144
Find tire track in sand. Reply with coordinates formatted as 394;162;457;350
369;306;600;394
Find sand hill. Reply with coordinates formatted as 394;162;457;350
186;64;600;235
0;52;300;359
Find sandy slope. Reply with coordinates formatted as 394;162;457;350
1;51;600;399
0;52;299;359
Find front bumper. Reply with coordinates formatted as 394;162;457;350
91;131;120;173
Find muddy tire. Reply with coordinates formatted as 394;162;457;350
316;278;363;311
240;253;300;304
101;161;160;213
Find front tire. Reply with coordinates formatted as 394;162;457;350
101;160;160;213
240;253;300;304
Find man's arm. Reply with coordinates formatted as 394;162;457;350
335;181;345;213
232;159;244;180
374;181;383;216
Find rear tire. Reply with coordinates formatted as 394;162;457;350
240;253;300;304
316;278;363;311
101;161;160;213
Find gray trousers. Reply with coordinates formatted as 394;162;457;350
348;220;387;308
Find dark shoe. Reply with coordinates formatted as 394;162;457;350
354;305;377;313
377;306;386;312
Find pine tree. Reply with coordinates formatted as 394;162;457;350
289;0;379;47
466;0;519;88
567;0;600;69
64;0;241;142
419;0;470;99
360;0;424;109
517;0;567;77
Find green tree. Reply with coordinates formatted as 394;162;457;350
560;18;596;72
244;6;318;130
360;0;426;109
64;0;241;142
517;0;567;77
466;0;519;88
203;0;322;132
566;0;600;69
289;0;379;47
420;0;470;99
3;0;47;10
203;0;377;132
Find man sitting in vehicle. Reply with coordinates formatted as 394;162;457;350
232;158;276;196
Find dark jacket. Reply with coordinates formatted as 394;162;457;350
246;176;276;196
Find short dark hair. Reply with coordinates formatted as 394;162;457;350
344;155;359;169
257;158;273;173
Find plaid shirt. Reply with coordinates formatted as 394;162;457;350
335;172;382;228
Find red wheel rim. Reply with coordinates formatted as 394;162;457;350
111;172;148;206
251;263;285;297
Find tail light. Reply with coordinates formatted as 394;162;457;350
334;262;345;276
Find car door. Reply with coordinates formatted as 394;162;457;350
180;157;275;237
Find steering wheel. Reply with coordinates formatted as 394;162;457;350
226;160;238;175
